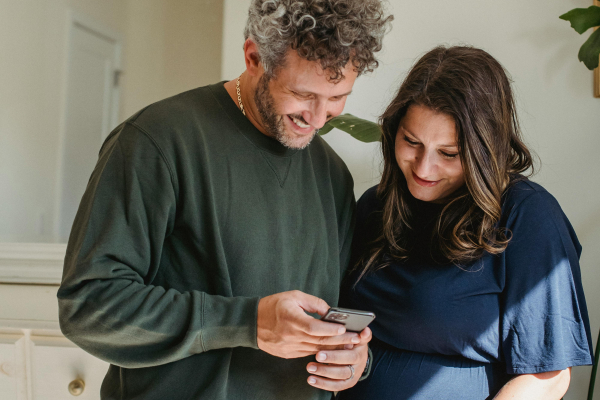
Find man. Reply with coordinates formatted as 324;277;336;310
58;1;392;399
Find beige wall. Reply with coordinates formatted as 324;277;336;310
122;0;224;118
222;1;600;398
0;0;224;243
121;0;168;120
0;0;128;243
221;0;247;81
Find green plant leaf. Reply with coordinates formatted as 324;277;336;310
318;121;336;135
560;6;600;34
578;27;600;70
318;113;382;143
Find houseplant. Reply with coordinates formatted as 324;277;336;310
319;113;381;142
560;5;600;70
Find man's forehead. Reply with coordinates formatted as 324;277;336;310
278;73;355;97
273;50;358;94
282;49;356;75
288;83;353;96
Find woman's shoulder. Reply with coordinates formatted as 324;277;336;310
502;177;561;216
357;185;382;211
501;177;580;251
355;185;384;228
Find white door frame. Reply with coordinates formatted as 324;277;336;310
53;10;123;243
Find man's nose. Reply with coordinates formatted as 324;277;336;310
304;100;329;129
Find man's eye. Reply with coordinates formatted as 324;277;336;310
292;92;311;99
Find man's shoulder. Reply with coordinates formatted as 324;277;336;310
109;82;240;161
127;83;224;133
308;135;352;179
301;135;354;202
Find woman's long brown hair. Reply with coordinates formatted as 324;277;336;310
357;46;534;281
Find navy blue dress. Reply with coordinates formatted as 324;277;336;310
338;179;594;400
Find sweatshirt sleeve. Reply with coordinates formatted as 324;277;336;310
57;122;259;369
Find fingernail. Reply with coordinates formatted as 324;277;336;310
338;326;345;334
317;352;327;361
308;365;317;372
352;336;360;343
308;377;316;384
344;344;353;350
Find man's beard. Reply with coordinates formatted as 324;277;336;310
254;75;316;150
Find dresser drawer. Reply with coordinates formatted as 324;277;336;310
30;336;108;400
0;334;27;400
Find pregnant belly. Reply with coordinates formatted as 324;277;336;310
337;338;510;400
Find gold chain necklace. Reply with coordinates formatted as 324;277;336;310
236;75;246;116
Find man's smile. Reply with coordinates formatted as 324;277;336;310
286;114;314;136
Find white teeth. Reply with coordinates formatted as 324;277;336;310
290;115;310;129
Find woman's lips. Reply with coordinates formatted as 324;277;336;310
412;172;440;187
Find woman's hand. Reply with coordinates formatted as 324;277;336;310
305;327;372;391
493;368;571;400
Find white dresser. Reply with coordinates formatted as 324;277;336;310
0;279;109;399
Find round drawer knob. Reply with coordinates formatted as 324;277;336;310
68;379;85;396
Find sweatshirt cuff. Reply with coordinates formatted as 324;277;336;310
199;293;260;352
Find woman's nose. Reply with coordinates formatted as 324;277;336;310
413;150;436;178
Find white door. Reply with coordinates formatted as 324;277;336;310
58;23;120;242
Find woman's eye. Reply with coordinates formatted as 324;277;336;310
403;136;418;145
441;151;458;159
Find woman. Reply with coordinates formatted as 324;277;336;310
336;46;594;399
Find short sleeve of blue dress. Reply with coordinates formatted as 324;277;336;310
337;180;593;400
500;183;593;374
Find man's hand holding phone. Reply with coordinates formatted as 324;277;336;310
256;290;363;359
256;291;374;391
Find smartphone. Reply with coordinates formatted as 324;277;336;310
321;307;376;332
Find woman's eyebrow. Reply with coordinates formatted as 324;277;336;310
400;126;419;140
401;126;457;148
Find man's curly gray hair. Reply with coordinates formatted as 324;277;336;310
244;0;393;81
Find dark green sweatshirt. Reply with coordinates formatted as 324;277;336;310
58;82;355;400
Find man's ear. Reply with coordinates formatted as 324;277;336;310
243;38;263;77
